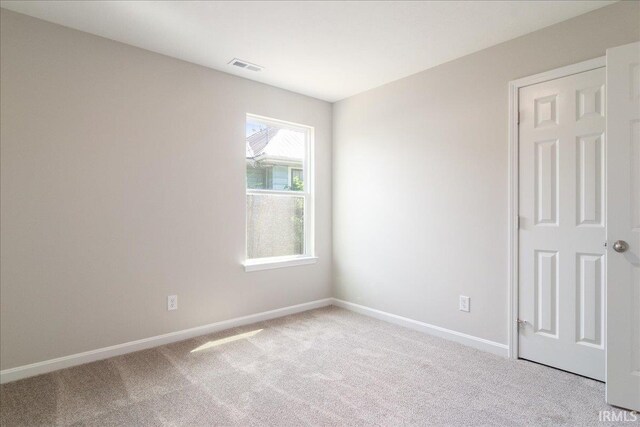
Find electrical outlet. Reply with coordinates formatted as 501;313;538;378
168;295;178;311
459;295;470;312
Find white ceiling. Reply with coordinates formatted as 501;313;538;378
0;1;615;102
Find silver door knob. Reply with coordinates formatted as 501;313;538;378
613;240;629;253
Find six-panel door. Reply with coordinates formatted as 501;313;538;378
519;67;606;381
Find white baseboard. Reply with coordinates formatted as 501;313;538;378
1;297;509;384
0;298;333;384
332;298;509;357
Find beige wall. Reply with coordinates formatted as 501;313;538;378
0;9;332;370
333;1;640;345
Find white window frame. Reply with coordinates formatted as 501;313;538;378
244;114;316;272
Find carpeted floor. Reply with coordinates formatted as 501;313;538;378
0;306;632;426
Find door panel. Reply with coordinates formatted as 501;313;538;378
606;41;640;411
519;67;606;381
577;133;604;226
576;253;604;347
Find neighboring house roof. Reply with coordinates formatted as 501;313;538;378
246;127;304;163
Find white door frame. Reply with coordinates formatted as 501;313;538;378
507;56;606;359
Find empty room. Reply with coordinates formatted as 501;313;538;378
0;0;639;425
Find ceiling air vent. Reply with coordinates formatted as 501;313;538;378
228;58;263;72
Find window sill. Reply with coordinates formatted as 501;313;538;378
243;256;318;272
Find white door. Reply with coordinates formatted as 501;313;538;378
519;67;606;381
606;41;640;411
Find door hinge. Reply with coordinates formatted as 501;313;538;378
517;111;520;125
517;215;521;229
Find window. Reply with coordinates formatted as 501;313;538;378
244;114;315;271
290;168;303;189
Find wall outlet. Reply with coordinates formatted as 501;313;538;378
459;295;470;312
168;295;178;311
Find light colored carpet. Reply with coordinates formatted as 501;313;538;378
0;306;633;426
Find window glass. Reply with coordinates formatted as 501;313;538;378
245;115;311;261
246;194;304;258
246;119;304;192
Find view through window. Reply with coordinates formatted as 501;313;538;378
245;115;312;261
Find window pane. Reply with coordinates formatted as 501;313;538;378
247;194;304;259
246;166;267;189
291;168;303;191
246;120;304;191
